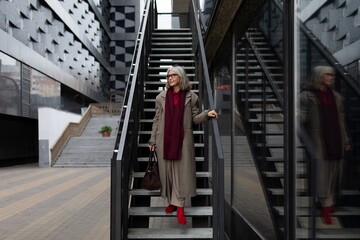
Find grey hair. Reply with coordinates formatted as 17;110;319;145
304;66;335;90
165;66;192;91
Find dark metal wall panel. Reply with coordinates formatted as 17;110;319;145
0;0;139;103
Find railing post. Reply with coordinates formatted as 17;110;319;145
110;155;123;240
283;0;296;239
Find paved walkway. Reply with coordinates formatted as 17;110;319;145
0;164;110;240
0;151;275;240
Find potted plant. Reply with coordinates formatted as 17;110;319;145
99;125;112;137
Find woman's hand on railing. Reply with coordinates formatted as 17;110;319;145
207;110;218;119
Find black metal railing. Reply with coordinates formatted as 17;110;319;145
110;0;154;239
111;0;224;239
189;0;225;239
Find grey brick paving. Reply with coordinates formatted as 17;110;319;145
0;135;276;240
0;164;110;240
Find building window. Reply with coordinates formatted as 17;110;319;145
0;52;21;116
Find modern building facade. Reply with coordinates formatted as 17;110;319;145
195;0;360;239
0;0;140;166
1;0;359;239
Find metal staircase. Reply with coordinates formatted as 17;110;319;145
110;1;223;239
238;26;360;239
127;28;213;239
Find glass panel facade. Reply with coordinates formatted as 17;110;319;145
213;32;232;203
208;0;360;238
30;69;61;119
0;51;61;119
0;52;21;116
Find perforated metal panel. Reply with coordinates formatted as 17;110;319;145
21;64;31;117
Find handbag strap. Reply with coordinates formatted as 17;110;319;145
148;151;158;164
152;151;158;162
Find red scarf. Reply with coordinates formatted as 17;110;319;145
163;88;186;160
318;89;342;160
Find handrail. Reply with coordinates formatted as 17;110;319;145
245;32;284;108
190;1;225;239
110;0;153;239
115;0;151;164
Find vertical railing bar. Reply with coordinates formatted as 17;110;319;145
245;41;250;123
261;72;267;165
190;1;225;239
110;0;152;239
230;30;236;206
283;0;296;239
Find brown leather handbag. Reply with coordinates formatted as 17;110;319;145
141;151;161;190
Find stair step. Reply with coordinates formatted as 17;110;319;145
152;48;193;52
265;157;284;162
236;80;283;85
255;143;284;148
268;188;307;196
148;60;195;64
128;228;213;239
138;130;204;135
262;171;307;178
132;172;211;178
293;228;360;239
237;59;278;63
249;108;283;113
137;156;205;162
148;66;195;71
149;53;195;58
236;66;282;70
137;143;204;148
273;206;360;216
154;28;191;32
248;118;283;124
268;188;360;196
144;89;199;94
151;42;193;46
152;32;192;36
252;130;283;135
243;98;279;103
238;89;283;93
148;73;195;78
237;53;276;57
130;188;212;196
128;206;212;217
144;81;198;85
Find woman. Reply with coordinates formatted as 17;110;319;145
148;66;217;225
300;66;351;224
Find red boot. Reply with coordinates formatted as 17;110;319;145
165;204;177;213
177;207;186;225
322;207;333;224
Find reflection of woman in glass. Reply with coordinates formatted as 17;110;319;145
300;66;351;224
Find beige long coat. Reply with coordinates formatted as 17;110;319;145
300;90;350;206
149;90;209;198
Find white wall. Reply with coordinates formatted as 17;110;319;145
38;107;82;167
38;107;82;148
